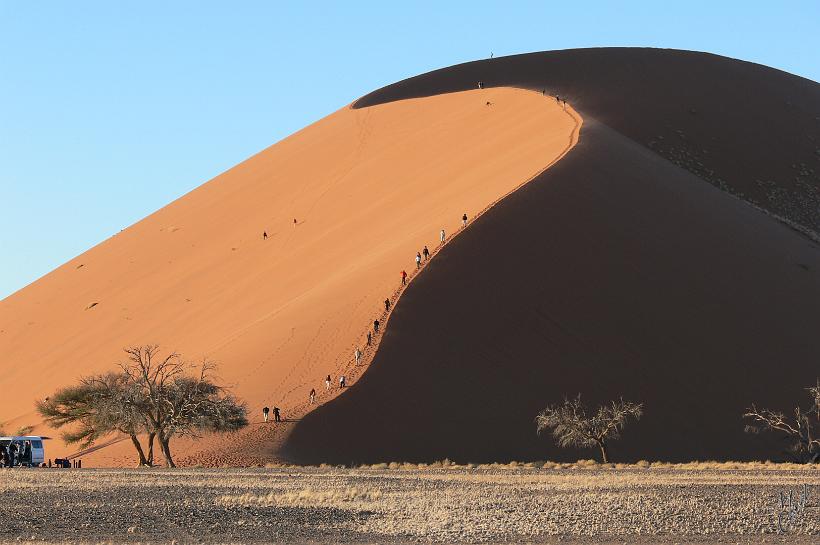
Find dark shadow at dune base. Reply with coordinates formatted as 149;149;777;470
283;120;820;464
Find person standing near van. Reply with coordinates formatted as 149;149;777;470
22;441;31;466
8;442;17;467
263;406;270;422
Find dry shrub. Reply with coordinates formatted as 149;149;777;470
635;460;651;468
217;486;382;507
387;462;400;470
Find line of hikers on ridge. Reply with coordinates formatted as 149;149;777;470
260;213;471;425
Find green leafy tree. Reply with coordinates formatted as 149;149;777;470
37;372;154;466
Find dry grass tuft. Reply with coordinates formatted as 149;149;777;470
217;486;383;507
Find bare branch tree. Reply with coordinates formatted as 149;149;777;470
118;347;248;467
744;380;820;463
535;394;643;463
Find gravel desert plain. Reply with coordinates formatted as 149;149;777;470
1;464;818;543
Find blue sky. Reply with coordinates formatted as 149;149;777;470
1;1;819;299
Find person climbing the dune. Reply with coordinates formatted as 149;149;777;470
440;229;445;245
373;319;380;334
422;246;430;261
355;347;362;365
384;298;390;312
263;406;270;423
293;218;297;226
325;375;332;391
339;375;346;388
415;252;421;269
462;213;468;228
263;231;267;240
273;407;281;422
366;331;372;346
401;270;407;286
309;388;316;404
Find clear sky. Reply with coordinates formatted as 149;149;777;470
1;1;818;299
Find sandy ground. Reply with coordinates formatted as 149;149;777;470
0;87;577;465
0;466;817;543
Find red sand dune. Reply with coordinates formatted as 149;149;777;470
283;49;820;464
3;48;819;466
0;88;577;465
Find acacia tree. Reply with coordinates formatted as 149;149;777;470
744;380;820;463
119;345;248;467
38;346;248;468
37;372;154;466
535;395;643;463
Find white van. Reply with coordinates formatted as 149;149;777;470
0;436;46;467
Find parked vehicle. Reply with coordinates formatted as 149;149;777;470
0;436;46;467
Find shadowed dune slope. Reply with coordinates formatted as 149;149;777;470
283;49;820;464
0;88;576;465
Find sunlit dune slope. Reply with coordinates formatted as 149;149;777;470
0;88;577;464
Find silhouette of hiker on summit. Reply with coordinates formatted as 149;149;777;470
309;388;316;404
477;81;484;89
263;406;270;422
384;298;390;312
555;95;560;104
374;319;380;334
422;246;429;261
401;270;407;285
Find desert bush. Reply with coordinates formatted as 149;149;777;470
535;394;643;463
744;379;820;463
